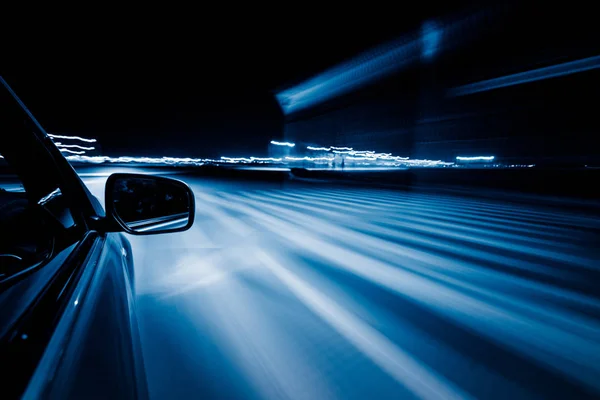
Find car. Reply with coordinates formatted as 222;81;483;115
0;76;195;399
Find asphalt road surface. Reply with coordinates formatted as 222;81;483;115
74;172;600;399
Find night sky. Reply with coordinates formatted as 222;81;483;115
3;3;486;159
16;1;596;163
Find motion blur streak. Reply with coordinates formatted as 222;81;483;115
276;35;423;114
84;173;600;399
275;11;488;114
53;142;95;151
456;156;494;161
256;250;471;400
59;148;85;155
211;191;600;389
270;141;296;147
448;55;600;96
65;155;206;165
47;134;97;143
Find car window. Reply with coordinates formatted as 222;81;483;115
0;155;25;192
0;152;75;284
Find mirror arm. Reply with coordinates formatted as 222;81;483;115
88;215;124;233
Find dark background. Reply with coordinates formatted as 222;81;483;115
281;3;600;163
4;2;599;162
2;1;483;157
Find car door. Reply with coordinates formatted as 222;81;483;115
0;76;147;399
20;231;148;400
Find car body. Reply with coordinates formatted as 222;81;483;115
0;76;194;399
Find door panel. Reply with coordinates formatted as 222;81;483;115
21;233;146;400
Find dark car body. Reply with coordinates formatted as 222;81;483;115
0;77;189;399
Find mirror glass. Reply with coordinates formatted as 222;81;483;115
110;175;192;234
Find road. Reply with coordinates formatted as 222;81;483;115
84;172;600;399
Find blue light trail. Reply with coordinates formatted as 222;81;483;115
274;11;485;115
275;36;422;114
28;169;597;399
421;21;441;60
449;55;600;96
103;175;599;399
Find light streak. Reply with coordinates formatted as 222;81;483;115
97;184;600;399
448;55;600;96
272;13;491;115
306;144;420;164
65;155;207;165
276;35;423;114
60;148;85;155
48;134;97;143
212;188;600;395
307;167;410;171
249;157;283;162
456;156;495;161
64;149;457;168
346;156;379;161
221;157;253;163
221;156;283;163
285;156;333;162
51;140;506;169
421;21;441;60
270;141;295;147
54;142;95;151
257;249;470;400
38;188;62;205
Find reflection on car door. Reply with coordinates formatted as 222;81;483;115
21;232;147;400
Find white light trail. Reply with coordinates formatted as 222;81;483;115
60;148;86;155
306;143;443;166
270;141;296;147
65;155;207;165
54;142;95;151
250;157;283;162
62;152;452;168
221;156;283;163
456;156;495;161
49;138;505;169
221;157;253;163
48;134;97;143
285;156;332;162
331;146;353;151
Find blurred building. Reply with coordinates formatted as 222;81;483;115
278;4;600;166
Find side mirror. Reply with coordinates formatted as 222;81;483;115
105;173;194;235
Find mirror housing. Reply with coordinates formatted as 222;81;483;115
104;173;194;235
